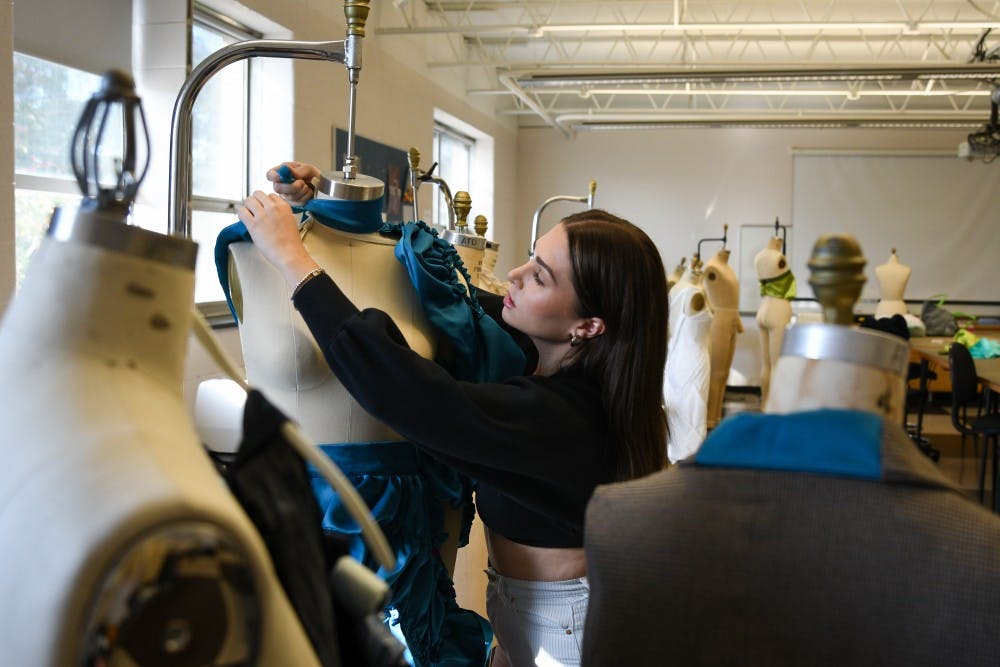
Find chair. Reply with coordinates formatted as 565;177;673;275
904;360;939;461
948;342;1000;509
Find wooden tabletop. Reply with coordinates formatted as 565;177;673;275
910;337;1000;394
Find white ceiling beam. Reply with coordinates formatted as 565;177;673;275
377;20;1000;37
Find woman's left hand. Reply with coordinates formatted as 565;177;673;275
238;190;320;287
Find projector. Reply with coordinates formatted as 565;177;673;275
959;125;1000;162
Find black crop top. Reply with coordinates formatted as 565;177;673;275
293;274;616;548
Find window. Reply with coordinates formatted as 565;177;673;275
12;3;290;320
12;53;99;286
189;5;261;308
431;123;474;229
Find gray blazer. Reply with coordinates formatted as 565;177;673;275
583;419;1000;666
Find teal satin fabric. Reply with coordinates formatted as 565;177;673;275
311;441;491;667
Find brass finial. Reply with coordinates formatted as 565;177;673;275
588;180;597;197
474;214;488;237
807;234;866;325
407;147;420;172
454;191;472;230
344;1;371;37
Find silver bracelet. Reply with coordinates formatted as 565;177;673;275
290;267;325;300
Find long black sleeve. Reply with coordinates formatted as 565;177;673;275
292;274;613;542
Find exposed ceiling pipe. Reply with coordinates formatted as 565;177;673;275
498;72;573;138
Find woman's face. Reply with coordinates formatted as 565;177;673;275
502;223;583;345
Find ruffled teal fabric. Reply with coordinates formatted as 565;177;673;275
393;220;525;383
310;441;490;667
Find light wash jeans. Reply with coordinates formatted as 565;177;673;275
485;567;590;666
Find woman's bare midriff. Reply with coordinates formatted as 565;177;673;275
485;527;586;581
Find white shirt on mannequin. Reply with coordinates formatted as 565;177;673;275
665;277;712;462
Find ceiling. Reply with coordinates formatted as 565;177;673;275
376;0;1000;136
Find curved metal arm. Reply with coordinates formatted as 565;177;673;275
696;224;728;262
168;39;351;237
773;216;789;254
418;166;456;228
528;179;596;257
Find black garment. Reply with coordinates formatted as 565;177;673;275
222;389;341;667
220;390;408;667
293;274;614;548
857;313;910;340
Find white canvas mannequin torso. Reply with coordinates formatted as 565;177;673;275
228;217;466;576
703;249;743;428
755;237;794;404
874;250;911;319
0;219;319;666
229;219;435;443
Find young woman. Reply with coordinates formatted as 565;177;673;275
239;163;668;666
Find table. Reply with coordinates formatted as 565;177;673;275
910;337;1000;394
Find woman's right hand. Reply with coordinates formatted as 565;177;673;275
266;161;322;206
238;190;320;288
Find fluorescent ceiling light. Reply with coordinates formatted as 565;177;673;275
536;21;1000;34
572;120;981;130
516;66;1000;89
576;88;991;98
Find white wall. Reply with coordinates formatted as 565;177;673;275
516;126;961;267
14;0;132;72
515;126;965;384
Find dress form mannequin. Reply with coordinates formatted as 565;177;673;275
228;196;490;660
667;256;687;292
755;237;795;405
228;219;436;444
766;234;909;421
473;214;508;295
671;255;700;293
665;261;713;462
439;191;486;292
703;248;744;428
874;248;911;319
0;209;320;666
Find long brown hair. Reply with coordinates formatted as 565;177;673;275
561;209;668;480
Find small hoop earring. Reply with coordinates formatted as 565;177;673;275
570;333;581;346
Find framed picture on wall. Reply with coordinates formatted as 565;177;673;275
333;128;409;222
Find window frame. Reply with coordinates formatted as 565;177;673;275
431;122;476;229
190;4;262;322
